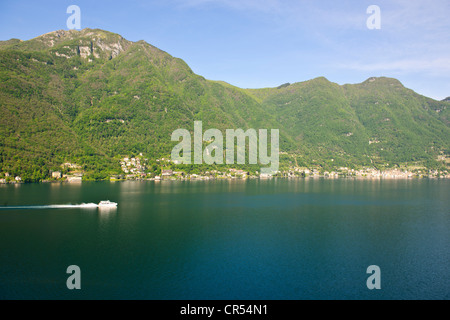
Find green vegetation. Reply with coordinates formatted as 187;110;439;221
247;76;450;171
0;29;449;181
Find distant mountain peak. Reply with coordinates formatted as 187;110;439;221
25;28;133;60
308;76;331;84
37;28;123;41
363;76;404;87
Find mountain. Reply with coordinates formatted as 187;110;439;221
246;76;449;169
0;29;449;181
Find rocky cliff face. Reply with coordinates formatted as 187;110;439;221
5;28;132;61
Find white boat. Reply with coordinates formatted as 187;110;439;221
98;200;118;207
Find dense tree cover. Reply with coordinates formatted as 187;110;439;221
247;77;450;170
0;29;449;181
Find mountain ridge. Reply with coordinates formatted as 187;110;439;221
0;28;448;181
0;29;435;98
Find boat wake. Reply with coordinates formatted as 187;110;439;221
0;203;99;210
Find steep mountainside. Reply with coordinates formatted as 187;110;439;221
246;77;449;169
0;29;449;180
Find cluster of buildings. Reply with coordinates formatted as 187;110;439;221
281;166;450;179
120;155;148;179
2;155;448;184
152;169;251;181
47;162;84;182
0;172;22;184
49;170;83;182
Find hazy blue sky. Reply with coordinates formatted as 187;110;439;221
1;0;449;100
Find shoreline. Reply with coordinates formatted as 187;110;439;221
1;174;449;185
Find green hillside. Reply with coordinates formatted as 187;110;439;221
246;77;449;170
0;29;449;181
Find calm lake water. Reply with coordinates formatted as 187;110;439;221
0;179;449;300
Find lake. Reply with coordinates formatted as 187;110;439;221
0;178;449;299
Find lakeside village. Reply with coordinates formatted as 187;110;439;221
2;154;449;184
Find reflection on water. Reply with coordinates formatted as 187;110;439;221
97;206;117;234
98;206;117;213
0;179;448;299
